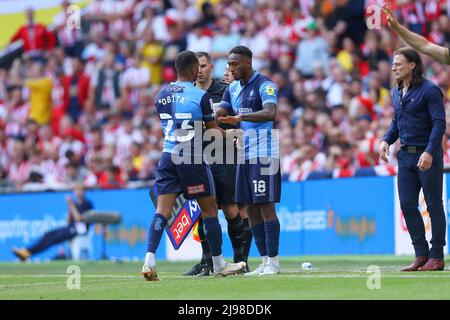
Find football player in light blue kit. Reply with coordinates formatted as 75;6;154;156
142;51;246;281
217;46;281;276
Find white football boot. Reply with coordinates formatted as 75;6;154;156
214;261;247;277
259;263;280;276
243;264;266;277
142;264;159;281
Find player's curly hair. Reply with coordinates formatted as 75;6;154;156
175;51;198;74
229;46;253;59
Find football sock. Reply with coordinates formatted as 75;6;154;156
226;215;245;262
145;252;156;267
146;213;167;253
250;222;267;257
198;217;213;268
212;254;226;273
262;255;269;265
264;219;280;258
203;217;223;256
241;218;253;262
268;256;280;268
201;240;213;268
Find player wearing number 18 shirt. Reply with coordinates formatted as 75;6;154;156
141;51;246;281
217;46;281;276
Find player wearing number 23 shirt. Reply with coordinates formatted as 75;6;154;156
142;51;246;281
154;71;216;200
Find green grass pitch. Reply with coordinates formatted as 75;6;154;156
1;255;450;300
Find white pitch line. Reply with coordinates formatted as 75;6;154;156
0;275;140;278
0;278;138;288
2;274;450;281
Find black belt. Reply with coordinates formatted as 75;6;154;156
401;146;426;154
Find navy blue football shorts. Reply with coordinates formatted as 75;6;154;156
155;152;216;200
235;157;281;204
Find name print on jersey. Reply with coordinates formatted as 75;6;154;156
158;95;185;105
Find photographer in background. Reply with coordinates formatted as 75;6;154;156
12;184;93;261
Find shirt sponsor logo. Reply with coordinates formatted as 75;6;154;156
167;85;184;93
237;107;253;113
187;184;206;195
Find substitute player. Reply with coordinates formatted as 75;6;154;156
182;53;252;277
217;46;282;276
142;51;246;281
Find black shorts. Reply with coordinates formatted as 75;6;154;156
211;163;237;207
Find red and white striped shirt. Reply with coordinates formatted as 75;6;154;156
4;103;30;138
8;161;30;184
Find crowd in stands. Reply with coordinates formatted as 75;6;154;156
1;0;450;192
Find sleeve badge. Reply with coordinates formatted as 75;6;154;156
266;86;275;95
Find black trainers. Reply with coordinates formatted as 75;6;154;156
196;265;213;277
182;262;205;276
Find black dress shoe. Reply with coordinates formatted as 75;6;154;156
182;262;205;276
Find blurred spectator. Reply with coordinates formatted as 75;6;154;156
198;1;217;29
25;63;53;126
162;23;187;82
3;85;29;140
81;29;107;66
51;0;84;58
98;164;124;189
294;20;330;78
62;57;90;123
140;28;164;86
10;7;56;60
187;22;212;53
240;20;269;71
89;53;123;114
211;17;240;79
7;141;30;189
122;54;150;111
322;62;351;108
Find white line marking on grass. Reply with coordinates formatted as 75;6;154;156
0;275;140;278
0;278;138;288
2;273;450;285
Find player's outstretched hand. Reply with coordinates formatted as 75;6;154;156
218;115;242;124
383;4;399;29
